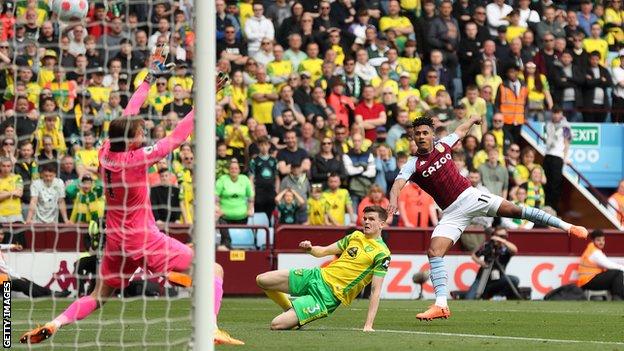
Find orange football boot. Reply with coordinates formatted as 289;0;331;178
19;323;57;344
167;271;193;288
416;305;451;321
568;225;588;240
214;329;245;345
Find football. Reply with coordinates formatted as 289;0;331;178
51;0;89;21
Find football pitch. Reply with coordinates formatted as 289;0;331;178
12;298;624;350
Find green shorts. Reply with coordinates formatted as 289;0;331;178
289;267;341;326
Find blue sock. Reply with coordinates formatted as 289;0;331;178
429;256;448;307
521;206;571;231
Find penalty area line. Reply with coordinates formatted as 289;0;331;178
324;327;624;346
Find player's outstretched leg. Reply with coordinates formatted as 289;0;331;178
20;279;116;344
416;237;453;321
256;270;293;311
214;263;244;345
498;201;588;239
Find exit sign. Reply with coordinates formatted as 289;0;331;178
571;125;600;146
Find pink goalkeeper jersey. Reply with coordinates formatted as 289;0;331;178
99;80;194;243
396;133;471;210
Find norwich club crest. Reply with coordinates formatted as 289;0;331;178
347;247;358;258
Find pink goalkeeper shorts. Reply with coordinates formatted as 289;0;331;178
100;231;193;289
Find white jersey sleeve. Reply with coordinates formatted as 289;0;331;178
396;156;418;180
439;133;460;148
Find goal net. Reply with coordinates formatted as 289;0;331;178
4;0;215;349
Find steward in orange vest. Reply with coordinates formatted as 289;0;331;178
495;64;527;143
608;180;624;225
576;230;624;300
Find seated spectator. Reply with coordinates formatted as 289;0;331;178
150;169;181;225
216;160;254;224
576;229;624;300
489;113;513;156
35;114;66;156
311;136;345;187
26;164;69;224
177;151;194;224
267;44;292;86
398;182;437;228
271;109;300;149
419;68;447;107
298;122;320;157
478;148;509;199
66;175;104;224
302;86;334;121
148;77;174;114
343;133;376;209
248;137;279;221
417;50;453;97
0;157;23;223
476;61;502;102
275;188;305;224
386;110;409;152
357;185;389;226
354;48;378;84
276;130;310;177
305;184;329;225
323;173;355;225
0;95;38;143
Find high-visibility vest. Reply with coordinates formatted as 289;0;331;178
576;242;606;287
499;84;528;125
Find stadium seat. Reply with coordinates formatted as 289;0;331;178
249;213;270;226
344;214;351;226
228;228;256;250
584;290;611;301
256;228;273;250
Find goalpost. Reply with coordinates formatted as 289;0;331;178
12;1;216;349
193;0;216;349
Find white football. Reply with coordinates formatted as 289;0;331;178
51;0;89;21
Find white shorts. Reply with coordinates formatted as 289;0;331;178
431;187;503;244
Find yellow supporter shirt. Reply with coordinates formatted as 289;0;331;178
460;97;487;118
331;44;345;66
473;149;505;170
370;77;399;96
398;56;422;84
397;87;420;105
87;86;111;106
38;68;54;87
35;128;67;154
267;60;293;80
419;84;445;104
224;124;250;151
321;231;391;305
248;82;275;125
476;75;503;101
400;0;418;10
379;16;412;33
75;149;99;178
604;8;624;25
298;58;324;85
239;2;253;31
526;74;550;103
168;76;194;92
307;196;328;225
177;168;194;224
231;85;248;115
506;26;527;42
583;38;609;65
0;174;22;217
322;188;351;225
149;91;174;113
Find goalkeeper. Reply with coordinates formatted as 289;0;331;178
256;205;391;331
20;46;241;345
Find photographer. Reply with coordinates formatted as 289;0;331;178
466;227;520;300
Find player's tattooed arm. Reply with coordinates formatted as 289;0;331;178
363;275;385;332
453;114;483;139
299;241;342;258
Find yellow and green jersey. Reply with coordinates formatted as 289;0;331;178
307;196;328;225
248;82;275;125
0;174;23;217
298;58;323;85
321;231;391;305
322;189;351;225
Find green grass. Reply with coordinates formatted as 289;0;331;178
11;298;624;350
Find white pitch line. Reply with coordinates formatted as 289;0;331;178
325;327;624;346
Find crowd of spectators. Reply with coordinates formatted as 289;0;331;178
215;0;623;229
0;0;623;235
0;0;196;227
